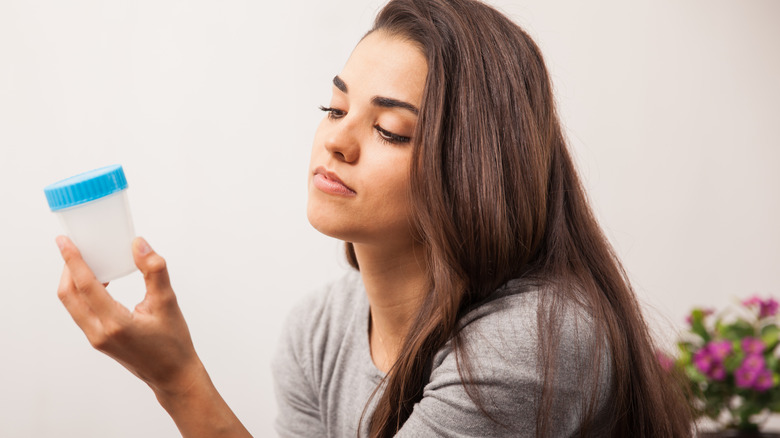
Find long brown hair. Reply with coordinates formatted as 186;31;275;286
346;0;693;436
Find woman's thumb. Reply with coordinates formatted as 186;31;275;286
133;237;172;293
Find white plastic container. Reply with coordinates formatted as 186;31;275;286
44;165;137;283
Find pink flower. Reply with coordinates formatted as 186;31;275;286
741;337;765;355
735;354;767;389
753;369;774;392
709;364;727;381
760;298;779;318
742;354;766;371
709;340;733;361
743;295;779;318
693;349;714;374
735;365;760;388
692;344;731;380
656;351;675;372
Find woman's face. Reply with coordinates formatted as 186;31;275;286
307;31;427;249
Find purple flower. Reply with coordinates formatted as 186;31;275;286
693;349;714;374
741;337;765;355
693;342;734;380
753;369;774;392
760;298;779;318
709;340;733;361
735;354;767;389
743;296;779;318
709;364;727;381
742;354;766;371
656;351;674;372
735;366;760;388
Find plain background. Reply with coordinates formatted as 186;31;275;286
1;0;778;435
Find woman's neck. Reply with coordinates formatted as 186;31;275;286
353;241;428;373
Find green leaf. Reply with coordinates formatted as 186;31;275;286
690;309;711;341
721;320;756;341
725;353;745;372
762;324;780;350
766;355;779;372
678;341;697;353
715;319;725;337
685;364;707;383
676;346;692;366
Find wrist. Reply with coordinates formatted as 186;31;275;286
151;356;209;404
152;358;209;409
151;362;251;438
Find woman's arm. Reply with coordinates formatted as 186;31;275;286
56;236;251;438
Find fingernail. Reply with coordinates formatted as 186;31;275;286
56;236;66;251
137;237;152;256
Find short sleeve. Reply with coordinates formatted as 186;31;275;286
395;291;608;437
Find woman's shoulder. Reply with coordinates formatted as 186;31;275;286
466;280;604;381
455;279;608;389
398;280;610;436
455;278;599;354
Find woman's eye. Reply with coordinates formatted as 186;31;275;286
318;106;346;120
375;125;411;144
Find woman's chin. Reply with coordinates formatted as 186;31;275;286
307;205;351;241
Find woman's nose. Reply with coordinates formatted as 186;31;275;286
323;120;360;163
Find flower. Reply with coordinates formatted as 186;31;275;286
741;337;765;355
663;294;780;431
709;340;733;361
735;354;766;389
735;366;759;389
691;342;733;381
709;364;727;381
742;354;766;371
753;369;774;392
742;295;779;318
656;350;675;372
693;348;714;374
760;298;779;318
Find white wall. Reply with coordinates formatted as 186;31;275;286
1;0;777;435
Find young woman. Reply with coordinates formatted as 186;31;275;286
55;0;693;436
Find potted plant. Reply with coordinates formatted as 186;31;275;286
659;295;780;437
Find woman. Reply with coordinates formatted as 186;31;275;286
55;0;693;436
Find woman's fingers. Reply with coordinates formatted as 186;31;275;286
133;237;175;303
55;236;130;322
54;236;203;396
57;265;102;337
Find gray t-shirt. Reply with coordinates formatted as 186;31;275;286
272;271;611;437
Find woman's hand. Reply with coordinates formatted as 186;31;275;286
56;236;251;437
56;236;202;396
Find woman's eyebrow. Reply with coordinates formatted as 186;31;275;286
333;75;348;92
333;74;419;115
371;96;419;115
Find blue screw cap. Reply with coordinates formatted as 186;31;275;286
44;164;128;211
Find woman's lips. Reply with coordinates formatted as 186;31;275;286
313;167;356;196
